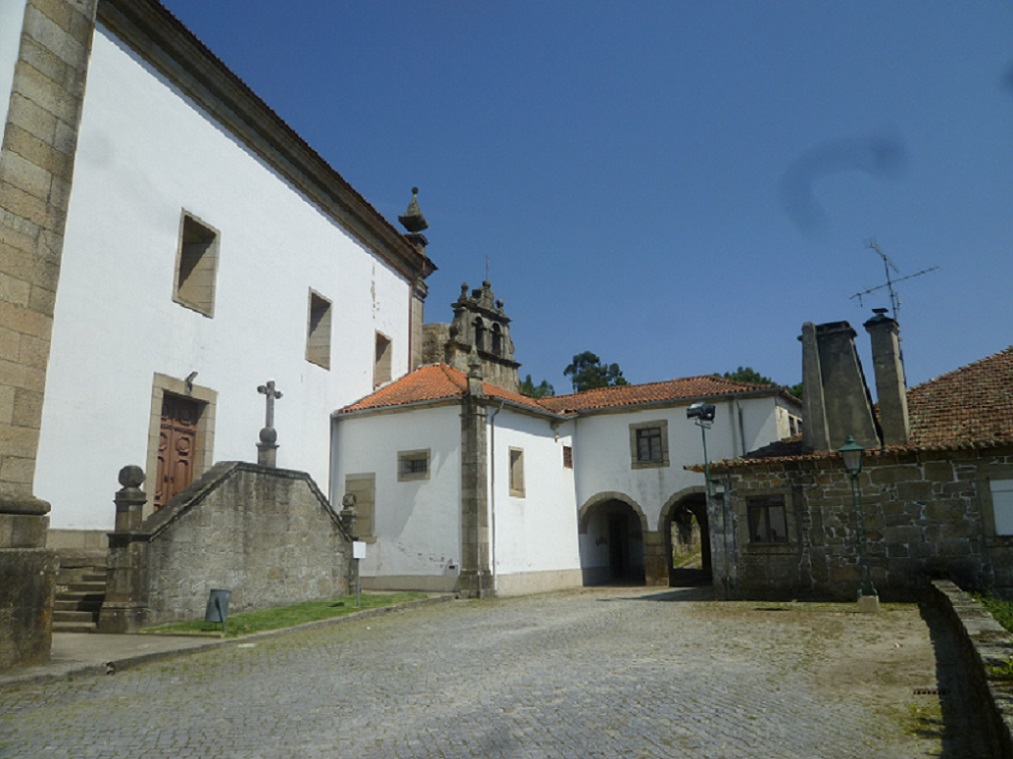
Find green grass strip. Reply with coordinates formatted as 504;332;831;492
140;592;427;638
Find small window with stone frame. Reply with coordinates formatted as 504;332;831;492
747;495;789;544
173;212;220;317
509;447;525;497
397;449;429;481
629;420;669;469
991;479;1013;535
563;445;573;469
305;290;332;369
374;332;392;387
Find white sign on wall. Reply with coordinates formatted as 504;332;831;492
353;541;367;560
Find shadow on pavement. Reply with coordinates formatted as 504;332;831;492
918;600;996;758
596;586;715;603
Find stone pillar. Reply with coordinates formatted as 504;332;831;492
643;530;668;586
0;0;98;669
814;321;879;449
799;322;830;452
98;466;149;633
410;277;427;371
864;310;910;446
458;357;493;597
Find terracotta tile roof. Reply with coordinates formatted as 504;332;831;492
337;364;549;415
907;346;1013;448
538;375;787;414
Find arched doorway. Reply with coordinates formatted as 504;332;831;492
663;493;712;587
579;497;646;586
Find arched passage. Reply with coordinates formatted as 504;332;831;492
659;489;712;587
578;494;648;586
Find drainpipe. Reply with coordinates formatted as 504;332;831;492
488;400;505;593
736;400;746;457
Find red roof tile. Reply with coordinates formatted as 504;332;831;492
337;364;549;415
338;368;792;417
907;346;1013;448
539;375;787;413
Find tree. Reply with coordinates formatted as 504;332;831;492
721;366;803;398
721;366;775;386
564;351;629;392
519;374;555;398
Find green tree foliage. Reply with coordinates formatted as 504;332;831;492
564;351;629;392
721;366;803;399
519;374;555;398
722;366;775;386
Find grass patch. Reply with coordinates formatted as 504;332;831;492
140;592;427;638
975;591;1013;633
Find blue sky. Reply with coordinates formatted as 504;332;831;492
160;1;1013;395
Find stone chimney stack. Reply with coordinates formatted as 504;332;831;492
799;321;880;451
864;309;910;446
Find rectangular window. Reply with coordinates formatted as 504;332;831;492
629;420;669;468
747;495;789;544
398;449;430;481
173;212;219;317
306;290;332;369
991;480;1013;535
563;445;573;469
509;447;525;497
374;332;392;387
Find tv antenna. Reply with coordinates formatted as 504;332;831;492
849;241;939;323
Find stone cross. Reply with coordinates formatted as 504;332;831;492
256;380;282;467
257;380;282;430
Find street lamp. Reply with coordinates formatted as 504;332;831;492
687;403;716;503
838;435;877;605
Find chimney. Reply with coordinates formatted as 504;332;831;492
864;309;910;446
799;322;830;452
812;321;880;450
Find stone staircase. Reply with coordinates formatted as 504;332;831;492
52;549;107;633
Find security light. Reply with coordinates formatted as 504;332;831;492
686;402;716;422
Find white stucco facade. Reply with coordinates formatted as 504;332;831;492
490;410;580;595
35;24;418;529
332;405;462;589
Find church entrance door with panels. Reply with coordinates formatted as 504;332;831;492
156;394;200;509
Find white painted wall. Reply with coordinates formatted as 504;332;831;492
489;410;579;586
331;406;461;580
573;396;787;529
36;27;412;528
0;0;27;134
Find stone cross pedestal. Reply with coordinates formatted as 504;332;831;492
257;380;283;468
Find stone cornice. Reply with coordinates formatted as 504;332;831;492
97;0;435;282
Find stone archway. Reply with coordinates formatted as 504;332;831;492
659;488;712;587
578;494;648;586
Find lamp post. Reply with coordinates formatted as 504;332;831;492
687;403;716;503
839;435;878;607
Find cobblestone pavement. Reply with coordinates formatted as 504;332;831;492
0;587;991;758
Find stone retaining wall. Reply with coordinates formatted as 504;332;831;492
931;579;1013;757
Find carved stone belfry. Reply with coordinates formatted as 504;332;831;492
423;280;521;392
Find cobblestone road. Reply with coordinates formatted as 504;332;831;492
0;587;990;758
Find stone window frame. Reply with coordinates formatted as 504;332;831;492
172;211;220;318
735;488;796;554
144;373;217;519
980;464;1013;544
305;289;332;370
629;420;669;469
344;472;376;543
374;331;392;387
746;494;789;545
509;447;525;497
397;449;430;482
563;445;573;469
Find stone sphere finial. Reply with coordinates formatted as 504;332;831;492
118;465;145;489
260;427;278;445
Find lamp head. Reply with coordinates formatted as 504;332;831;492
687;402;716;422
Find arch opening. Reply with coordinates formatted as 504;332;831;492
579;498;646;586
664;494;712;587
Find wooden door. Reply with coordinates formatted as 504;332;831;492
155;394;200;509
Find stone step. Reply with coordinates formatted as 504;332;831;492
80;572;106;582
54;595;104;611
65;581;106;594
52;620;98;634
53;609;98;624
